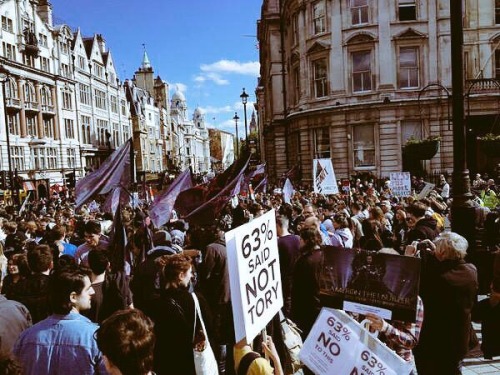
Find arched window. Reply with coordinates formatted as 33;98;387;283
40;86;52;106
5;77;18;99
24;82;36;103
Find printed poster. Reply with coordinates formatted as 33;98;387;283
313;159;339;194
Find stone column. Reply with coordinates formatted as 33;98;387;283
17;78;27;137
35;82;44;138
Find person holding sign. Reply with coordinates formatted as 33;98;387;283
291;227;323;339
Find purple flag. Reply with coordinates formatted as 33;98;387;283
254;176;268;194
102;187;131;215
175;153;251;217
76;139;132;209
183;156;251;225
149;169;193;228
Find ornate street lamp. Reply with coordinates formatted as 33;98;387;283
233;112;240;159
240;88;249;143
0;65;17;207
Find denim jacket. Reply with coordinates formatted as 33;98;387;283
13;313;107;375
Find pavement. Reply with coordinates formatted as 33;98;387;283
462;296;500;375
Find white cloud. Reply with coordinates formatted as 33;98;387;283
168;82;188;93
199;105;233;115
200;60;260;77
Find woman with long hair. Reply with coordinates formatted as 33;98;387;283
150;253;215;375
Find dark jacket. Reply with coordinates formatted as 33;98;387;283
150;287;213;375
415;257;478;367
407;217;438;243
278;234;301;317
291;246;323;338
10;273;50;323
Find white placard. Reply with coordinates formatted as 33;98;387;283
313;159;339;194
343;301;392;320
389;172;411;197
417;182;436;200
300;308;412;375
225;209;283;343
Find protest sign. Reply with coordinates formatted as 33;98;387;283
313;159;339;194
417;182;435;200
300;308;412;375
225;209;283;342
319;247;421;322
341;179;351;193
389;172;411;197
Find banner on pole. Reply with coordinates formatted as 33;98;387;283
319;247;421;322
225;209;283;343
389;172;411;197
313;159;339;194
299;308;412;375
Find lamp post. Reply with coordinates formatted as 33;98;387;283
0;65;16;208
233;112;240;159
449;0;475;246
240;88;249;143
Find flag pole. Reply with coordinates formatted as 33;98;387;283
129;138;136;192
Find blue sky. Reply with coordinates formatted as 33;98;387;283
50;0;262;134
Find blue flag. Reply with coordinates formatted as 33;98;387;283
149;169;193;228
76;139;132;209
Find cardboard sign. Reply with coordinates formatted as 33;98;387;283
313;159;339;194
225;209;283;342
319;247;421;322
417;182;435;200
300;308;412;375
389;172;411;197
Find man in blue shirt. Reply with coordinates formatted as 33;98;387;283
13;267;107;375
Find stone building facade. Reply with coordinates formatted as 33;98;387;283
257;0;500;184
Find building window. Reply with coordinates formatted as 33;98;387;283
292;13;299;45
43;118;54;138
313;127;331;158
5;78;18;99
399;0;416;21
113;122;120;147
11;146;25;171
24;83;36;104
40;57;50;72
61;63;71;78
350;0;369;25
496;0;500;24
352;50;372;92
96;119;109;146
7;113;20;135
78;55;86;70
64;118;75;139
293;66;301;104
401;120;422;144
109;72;116;84
399;47;419;88
79;84;91;105
60;40;69;55
26;115;38;137
33;148;46;170
2;42;16;60
38;33;48;47
1;16;13;33
22;53;35;68
121;100;127;116
81;115;91;144
40;86;52;107
94;63;104;79
67;148;76;168
47;148;58;169
123;124;130;141
94;89;107;110
313;58;328;98
312;0;326;35
62;91;72;110
353;124;375;168
110;95;118;113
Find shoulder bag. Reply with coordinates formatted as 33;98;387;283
192;292;219;375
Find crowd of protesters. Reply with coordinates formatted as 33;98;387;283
0;172;498;375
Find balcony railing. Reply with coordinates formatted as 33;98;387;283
22;29;40;57
5;97;21;109
24;101;39;111
41;104;55;114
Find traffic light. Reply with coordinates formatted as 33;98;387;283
66;172;75;188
